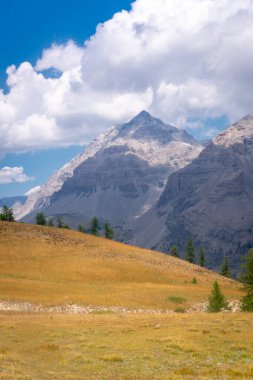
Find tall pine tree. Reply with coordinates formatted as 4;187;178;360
220;256;231;278
0;205;14;222
199;247;205;267
91;217;99;236
241;248;253;311
104;222;114;239
185;239;195;263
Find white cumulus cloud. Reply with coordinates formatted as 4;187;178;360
1;0;253;155
0;167;35;184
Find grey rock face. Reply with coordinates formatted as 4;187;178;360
132;113;253;272
21;111;202;229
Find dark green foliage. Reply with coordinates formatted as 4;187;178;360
185;239;195;263
191;277;197;284
220;256;231;278
91;217;99;236
170;245;179;257
174;307;186;313
0;205;15;222
199;247;205;267
104;222;114;240
241;248;253;311
56;217;70;229
168;295;186;304
47;218;54;227
241;288;253;311
78;225;85;233
241;248;253;284
36;212;46;225
56;217;63;228
207;281;229;312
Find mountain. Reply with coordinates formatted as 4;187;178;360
17;111;203;228
132;113;253;272
0;196;27;211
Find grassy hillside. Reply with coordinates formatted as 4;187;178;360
0;221;241;309
0;222;252;380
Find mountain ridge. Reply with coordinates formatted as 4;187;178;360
131;112;253;272
18;111;203;228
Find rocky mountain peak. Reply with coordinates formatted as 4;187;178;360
16;111;203;221
213;112;253;148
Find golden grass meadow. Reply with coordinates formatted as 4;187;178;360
0;221;252;379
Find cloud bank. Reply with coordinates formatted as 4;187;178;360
0;167;34;184
1;0;253;155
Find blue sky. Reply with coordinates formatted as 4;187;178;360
0;0;132;90
0;0;132;197
0;0;253;198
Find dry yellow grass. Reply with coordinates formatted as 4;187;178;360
0;221;251;379
0;221;242;309
0;312;252;380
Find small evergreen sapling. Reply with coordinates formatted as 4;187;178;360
207;281;229;312
170;245;179;257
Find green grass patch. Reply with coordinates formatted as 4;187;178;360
168;295;186;304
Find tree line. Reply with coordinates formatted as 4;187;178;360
35;213;114;240
169;239;253;312
169;239;230;277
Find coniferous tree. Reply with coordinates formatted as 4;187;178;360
199;247;205;267
207;281;229;312
104;222;114;239
78;224;85;233
56;217;63;228
185;239;195;263
36;212;46;225
91;217;99;236
0;205;14;222
220;256;231;278
241;248;253;311
170;245;179;257
47;218;54;227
